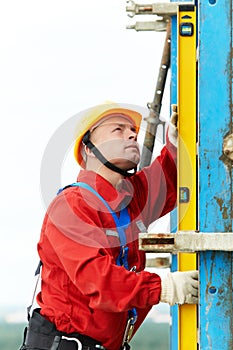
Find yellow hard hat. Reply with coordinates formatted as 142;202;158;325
74;103;142;167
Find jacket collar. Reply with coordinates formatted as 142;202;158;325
77;170;134;211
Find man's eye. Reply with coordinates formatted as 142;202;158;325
113;127;122;132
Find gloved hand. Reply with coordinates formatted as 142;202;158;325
160;270;199;306
167;104;178;147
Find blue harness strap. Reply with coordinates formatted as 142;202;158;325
58;182;131;268
58;182;138;327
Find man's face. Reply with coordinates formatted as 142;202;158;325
89;115;140;170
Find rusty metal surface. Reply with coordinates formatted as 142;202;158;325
139;21;171;169
126;1;194;17
198;0;233;347
145;255;170;268
139;232;233;253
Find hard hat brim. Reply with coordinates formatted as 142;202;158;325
74;107;142;167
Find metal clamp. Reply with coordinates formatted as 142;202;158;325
223;133;233;161
126;0;194;17
139;231;233;253
126;20;168;32
126;1;195;32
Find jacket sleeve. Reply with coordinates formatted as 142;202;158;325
130;139;177;227
38;191;162;313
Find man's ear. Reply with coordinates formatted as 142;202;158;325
84;145;95;158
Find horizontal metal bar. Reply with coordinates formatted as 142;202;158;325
139;232;233;253
146;256;171;268
126;20;168;31
126;1;194;17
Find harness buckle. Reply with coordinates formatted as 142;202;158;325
122;246;126;258
122;317;135;347
61;336;82;350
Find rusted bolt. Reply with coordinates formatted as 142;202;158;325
223;133;233;160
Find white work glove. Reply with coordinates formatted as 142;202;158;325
167;104;178;147
160;270;199;306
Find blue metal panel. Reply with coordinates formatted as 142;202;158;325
198;0;233;348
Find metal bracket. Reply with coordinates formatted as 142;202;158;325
146;255;171;268
139;231;233;253
126;1;194;32
126;1;194;17
126;19;168;31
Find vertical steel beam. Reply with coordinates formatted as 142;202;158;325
198;0;233;348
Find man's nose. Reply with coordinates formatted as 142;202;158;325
126;127;137;141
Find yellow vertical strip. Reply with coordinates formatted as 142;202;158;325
177;5;197;350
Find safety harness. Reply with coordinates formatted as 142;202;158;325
58;182;138;348
23;182;137;350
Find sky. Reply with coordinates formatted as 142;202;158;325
0;0;170;310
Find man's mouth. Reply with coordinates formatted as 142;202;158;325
125;143;139;151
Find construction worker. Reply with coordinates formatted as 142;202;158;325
21;103;198;350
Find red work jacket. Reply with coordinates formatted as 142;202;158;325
37;141;177;350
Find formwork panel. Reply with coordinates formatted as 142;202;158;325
198;0;233;348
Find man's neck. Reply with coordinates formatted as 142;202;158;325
86;162;124;188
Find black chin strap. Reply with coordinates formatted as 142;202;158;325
82;131;137;177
